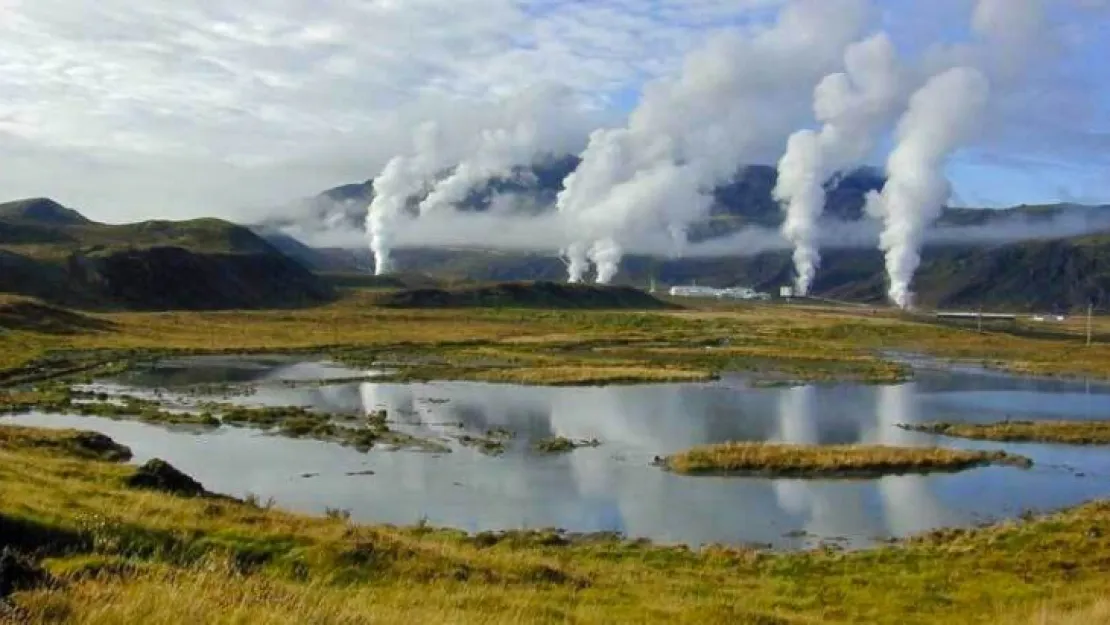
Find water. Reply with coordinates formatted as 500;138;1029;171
7;356;1110;549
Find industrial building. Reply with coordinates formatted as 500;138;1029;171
668;285;770;301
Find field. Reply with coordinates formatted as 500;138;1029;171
2;292;1109;388
3;290;1110;623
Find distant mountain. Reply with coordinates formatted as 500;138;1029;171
0;198;334;310
259;159;886;238
229;154;1108;311
0;198;93;226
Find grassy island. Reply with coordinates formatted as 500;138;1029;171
660;442;1032;478
901;420;1110;445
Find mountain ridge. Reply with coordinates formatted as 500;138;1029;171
0;199;334;310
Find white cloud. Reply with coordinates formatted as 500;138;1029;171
0;0;782;221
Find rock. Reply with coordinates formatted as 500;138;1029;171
125;459;207;497
70;431;132;462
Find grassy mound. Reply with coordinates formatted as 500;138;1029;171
375;281;675;310
661;442;1032;478
902;421;1110;445
0;297;114;335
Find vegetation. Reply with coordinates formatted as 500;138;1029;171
661;442;1032;478
375;281;675;310
532;436;602;454
0;424;1107;623
902;420;1110;445
0;387;220;427
457;429;515;456
0;200;333;310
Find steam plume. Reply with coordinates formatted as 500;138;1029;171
366;122;445;275
418;85;579;217
866;67;990;308
557;0;870;283
774;33;905;295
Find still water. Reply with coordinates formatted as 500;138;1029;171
7;356;1110;549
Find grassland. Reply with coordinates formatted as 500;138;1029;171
903;421;1110;445
660;442;1032;478
2;292;1110;622
0;424;1108;624
5;290;1109;391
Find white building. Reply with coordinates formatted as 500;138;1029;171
669;285;770;301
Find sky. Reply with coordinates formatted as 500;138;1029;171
0;0;1107;223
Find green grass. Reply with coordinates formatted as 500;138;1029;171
661;442;1033;478
1;424;1109;624
902;421;1110;445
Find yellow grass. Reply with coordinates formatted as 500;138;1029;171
905;421;1110;445
663;442;1031;477
0;424;1109;624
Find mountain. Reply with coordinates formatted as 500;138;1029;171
0;198;93;226
0;199;334;310
259;160;886;239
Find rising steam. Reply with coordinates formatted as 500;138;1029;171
557;0;870;283
417;86;579;218
866;67;990;308
774;33;905;295
367;122;444;275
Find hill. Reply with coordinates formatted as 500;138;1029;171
0;199;334;310
375;281;675;310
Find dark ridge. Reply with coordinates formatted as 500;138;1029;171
0;201;336;310
87;246;333;310
376;281;675;310
0;198;92;226
0;299;116;335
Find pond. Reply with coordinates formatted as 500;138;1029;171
7;355;1110;549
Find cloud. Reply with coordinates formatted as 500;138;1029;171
0;0;782;222
0;0;1106;226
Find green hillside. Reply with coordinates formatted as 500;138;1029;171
0;198;334;310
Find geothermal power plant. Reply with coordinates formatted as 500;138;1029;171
356;0;1078;310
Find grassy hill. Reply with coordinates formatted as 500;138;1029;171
375;281;674;310
0;199;334;310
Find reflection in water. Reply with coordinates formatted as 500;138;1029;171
10;358;1110;549
874;383;951;537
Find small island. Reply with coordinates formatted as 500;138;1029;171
658;442;1032;478
900;421;1110;445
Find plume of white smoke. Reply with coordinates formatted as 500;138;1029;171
863;0;1055;307
418;85;580;217
367;88;593;275
774;33;906;295
366;122;445;275
865;67;990;308
557;0;870;284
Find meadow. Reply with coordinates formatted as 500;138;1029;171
2;291;1110;623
